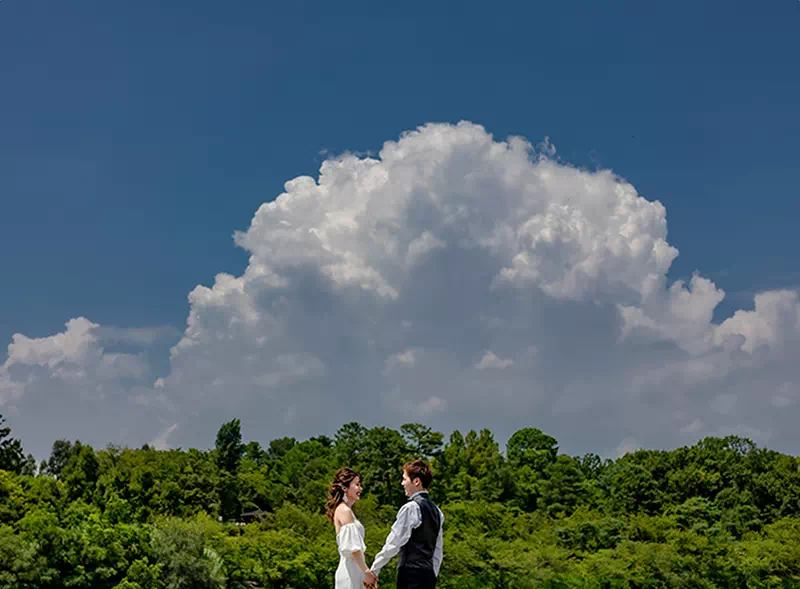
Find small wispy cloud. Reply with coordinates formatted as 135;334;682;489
474;351;514;371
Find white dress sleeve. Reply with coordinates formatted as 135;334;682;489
337;523;366;558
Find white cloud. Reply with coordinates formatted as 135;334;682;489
417;396;448;417
680;419;704;435
384;348;419;373
0;318;150;400
406;232;446;268
0;318;175;457
474;351;514;371
4;122;800;458
714;290;800;353
150;423;180;450
5;317;99;370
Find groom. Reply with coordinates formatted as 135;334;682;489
364;459;444;589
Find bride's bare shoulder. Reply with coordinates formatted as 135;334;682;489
334;503;354;525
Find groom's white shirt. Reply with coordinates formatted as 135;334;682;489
371;491;444;577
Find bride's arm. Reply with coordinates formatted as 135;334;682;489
350;549;370;575
336;506;371;574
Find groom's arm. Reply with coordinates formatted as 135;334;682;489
370;502;421;577
433;508;444;577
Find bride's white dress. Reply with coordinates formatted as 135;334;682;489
335;518;366;589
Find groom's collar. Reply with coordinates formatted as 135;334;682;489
408;490;429;500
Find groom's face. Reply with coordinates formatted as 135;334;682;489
402;470;420;497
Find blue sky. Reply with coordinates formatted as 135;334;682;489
1;0;799;457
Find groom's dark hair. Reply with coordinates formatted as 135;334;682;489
403;459;433;489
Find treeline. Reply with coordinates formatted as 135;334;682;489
2;414;800;588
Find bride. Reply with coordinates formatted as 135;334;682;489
327;467;378;589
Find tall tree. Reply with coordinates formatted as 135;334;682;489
243;441;266;466
335;422;367;467
215;419;244;474
43;439;76;478
215;419;244;521
435;429;510;502
0;414;26;474
400;423;444;460
506;428;560;511
63;442;100;502
506;427;558;471
267;436;296;463
19;453;36;476
538;454;588;516
361;427;411;505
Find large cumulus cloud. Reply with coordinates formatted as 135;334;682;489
3;122;799;458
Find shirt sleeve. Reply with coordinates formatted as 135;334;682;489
371;502;422;576
433;508;444;576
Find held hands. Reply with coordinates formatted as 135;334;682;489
363;569;378;589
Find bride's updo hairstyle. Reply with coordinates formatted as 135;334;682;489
325;467;361;522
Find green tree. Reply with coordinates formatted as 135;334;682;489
242;441;266;466
435;429;510;503
539;454;588;516
506;427;558;471
334;422;367;467
215;419;244;522
267;438;336;511
400;423;444;460
0;524;46;589
361;427;411;506
215;419;244;475
0;414;26;474
119;557;163;589
151;519;226;589
63;443;100;503
607;457;663;515
267;436;296;463
43;439;77;479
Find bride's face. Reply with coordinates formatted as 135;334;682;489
346;477;363;504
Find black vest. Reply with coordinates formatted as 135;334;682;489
398;492;441;571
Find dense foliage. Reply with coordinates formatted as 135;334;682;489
2;413;800;588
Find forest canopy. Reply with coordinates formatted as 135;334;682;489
2;413;800;588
